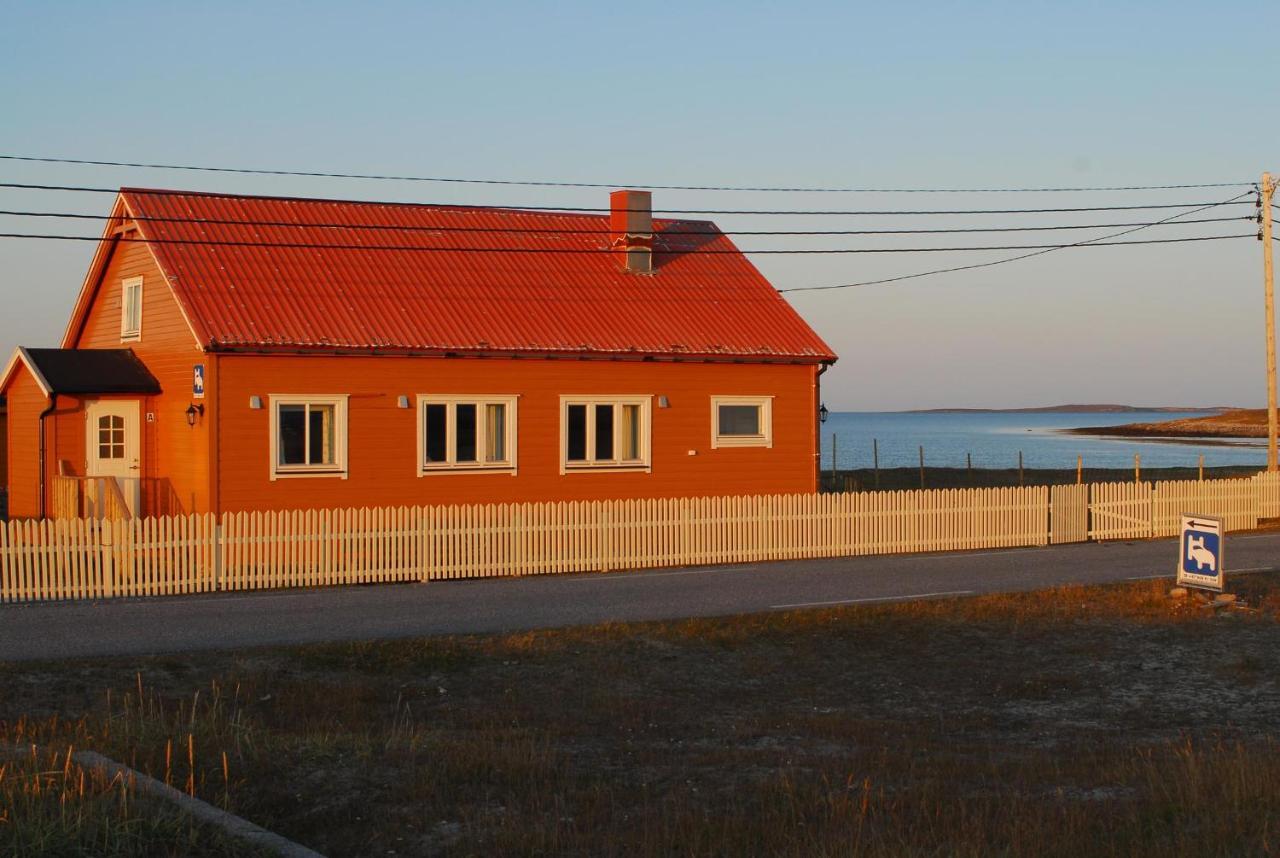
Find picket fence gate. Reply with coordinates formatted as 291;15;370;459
1;475;1277;605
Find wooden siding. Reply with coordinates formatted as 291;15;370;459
69;240;209;515
0;405;7;494
4;367;46;519
50;394;86;477
215;355;819;512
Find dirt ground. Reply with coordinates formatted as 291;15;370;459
4;575;1280;856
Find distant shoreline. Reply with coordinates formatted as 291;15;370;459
906;405;1232;414
1066;408;1268;439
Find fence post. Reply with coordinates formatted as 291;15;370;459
919;445;925;489
1077;455;1083;485
681;500;692;564
213;520;224;591
100;520;115;599
601;503;612;574
1135;454;1141;484
417;508;429;583
873;438;879;489
1019;451;1024;486
831;434;837;492
1198;455;1204;481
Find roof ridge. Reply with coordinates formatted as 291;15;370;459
119;187;717;226
101;189;835;363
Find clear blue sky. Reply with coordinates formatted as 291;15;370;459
2;1;1276;409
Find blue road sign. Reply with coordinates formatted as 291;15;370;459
193;364;205;399
1177;513;1224;592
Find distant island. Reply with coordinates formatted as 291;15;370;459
909;404;1231;414
1067;408;1267;439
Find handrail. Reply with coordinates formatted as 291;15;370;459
50;474;82;519
48;474;133;521
101;476;133;521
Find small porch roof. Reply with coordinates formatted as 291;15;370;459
0;348;161;398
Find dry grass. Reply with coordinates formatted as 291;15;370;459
0;733;265;857
4;574;1280;856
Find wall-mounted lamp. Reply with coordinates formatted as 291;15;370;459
819;403;829;424
249;396;263;410
185;403;205;427
658;395;670;408
397;395;411;409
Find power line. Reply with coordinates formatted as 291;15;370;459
0;208;1251;237
780;192;1253;292
0;154;1252;194
0;231;1251;255
0;182;1257;217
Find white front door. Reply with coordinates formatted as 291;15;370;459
85;400;141;516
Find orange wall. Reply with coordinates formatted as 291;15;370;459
0;405;7;491
70;240;210;514
4;367;47;519
215;354;819;513
49;394;86;478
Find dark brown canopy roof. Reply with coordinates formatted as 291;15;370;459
16;348;161;395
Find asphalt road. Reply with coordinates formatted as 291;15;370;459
3;533;1278;662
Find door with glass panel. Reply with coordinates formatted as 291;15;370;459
84;399;141;516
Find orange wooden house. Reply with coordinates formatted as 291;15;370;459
0;395;7;515
1;188;836;519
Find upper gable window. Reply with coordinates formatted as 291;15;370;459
120;277;143;341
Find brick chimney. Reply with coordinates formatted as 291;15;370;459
609;190;653;273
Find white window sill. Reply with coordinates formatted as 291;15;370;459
562;463;651;474
271;469;348;480
419;465;517;476
712;436;772;449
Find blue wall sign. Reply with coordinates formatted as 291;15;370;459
1177;513;1224;592
193;364;206;399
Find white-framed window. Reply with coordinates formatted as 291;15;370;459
711;396;773;448
417;395;518;475
120;276;143;341
268;395;349;479
560;396;651;473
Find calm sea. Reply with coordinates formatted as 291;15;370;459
820;411;1267;471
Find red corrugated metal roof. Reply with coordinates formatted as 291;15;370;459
118;188;836;363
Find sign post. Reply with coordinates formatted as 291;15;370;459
1176;513;1224;593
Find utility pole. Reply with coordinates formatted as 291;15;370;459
1263;172;1277;471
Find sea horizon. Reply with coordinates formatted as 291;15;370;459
820;409;1267;471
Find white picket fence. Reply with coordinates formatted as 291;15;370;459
1089;481;1156;541
1;475;1278;604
